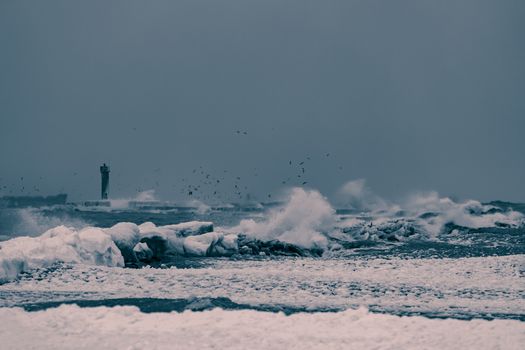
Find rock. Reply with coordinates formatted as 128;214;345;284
161;221;214;237
139;236;168;260
133;242;153;262
239;246;252;255
183;232;222;256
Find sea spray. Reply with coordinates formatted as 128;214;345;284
234;188;335;249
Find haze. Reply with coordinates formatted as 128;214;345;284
1;0;524;203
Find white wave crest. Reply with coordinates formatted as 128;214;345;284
234;188;335;249
403;191;524;235
336;180;524;240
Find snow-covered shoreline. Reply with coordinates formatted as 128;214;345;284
2;254;523;319
1;305;523;350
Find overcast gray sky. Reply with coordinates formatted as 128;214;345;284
1;0;524;203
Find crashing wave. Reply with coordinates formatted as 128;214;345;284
334;217;423;242
333;183;525;242
233;188;334;250
1;187;524;283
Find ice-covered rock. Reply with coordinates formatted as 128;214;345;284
183;232;239;257
139;236;169;260
138;221;213;239
236;234;316;257
133;242;153;262
105;222;141;248
0;226;124;283
209;233;239;257
134;221;215;258
0;215;329;279
0;220;224;280
183;232;223;256
98;221;215;262
104;222;141;262
161;221;214;237
219;233;238;251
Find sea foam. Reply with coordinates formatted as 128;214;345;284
1;305;523;350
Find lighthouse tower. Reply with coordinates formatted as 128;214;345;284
100;163;110;200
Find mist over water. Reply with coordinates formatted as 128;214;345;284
1;1;525;204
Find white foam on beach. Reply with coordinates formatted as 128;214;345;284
2;255;523;319
0;305;522;350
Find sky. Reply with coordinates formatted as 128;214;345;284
1;0;524;203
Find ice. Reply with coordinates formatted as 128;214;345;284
136;221;216;259
183;231;239;256
158;221;214;237
136;221;214;241
0;305;523;350
132;242;153;261
183;231;223;256
0;220;226;281
105;222;140;248
220;233;239;251
107;221;215;260
0;226;123;283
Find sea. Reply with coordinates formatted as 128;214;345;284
0;187;523;326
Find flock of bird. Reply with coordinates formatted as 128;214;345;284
163;130;343;202
0;129;346;203
124;129;344;202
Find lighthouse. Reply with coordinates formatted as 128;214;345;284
100;163;110;200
